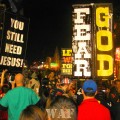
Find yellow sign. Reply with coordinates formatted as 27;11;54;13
96;5;113;77
61;48;72;75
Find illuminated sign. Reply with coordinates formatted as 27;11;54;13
72;4;92;78
94;3;114;80
61;48;72;75
72;3;114;80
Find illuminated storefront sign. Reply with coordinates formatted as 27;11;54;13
61;48;72;75
72;3;114;80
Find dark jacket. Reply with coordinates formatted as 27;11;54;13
110;102;120;120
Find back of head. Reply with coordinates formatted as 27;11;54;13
82;79;97;97
15;73;24;86
47;95;77;120
19;105;48;120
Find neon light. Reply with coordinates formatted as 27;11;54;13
50;63;58;67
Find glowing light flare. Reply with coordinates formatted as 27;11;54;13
50;63;58;68
115;48;120;61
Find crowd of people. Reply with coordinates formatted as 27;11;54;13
0;69;120;120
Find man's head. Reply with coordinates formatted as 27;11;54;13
46;95;77;120
20;105;48;120
15;73;24;86
82;79;97;97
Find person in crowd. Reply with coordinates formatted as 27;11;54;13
110;94;120;120
46;95;77;120
67;80;77;101
0;84;10;98
39;77;51;109
55;75;63;88
95;80;111;110
26;72;40;96
77;79;111;120
48;72;55;81
0;69;12;120
0;85;9;120
0;69;12;90
77;87;84;106
45;77;70;100
19;105;48;120
76;81;84;106
0;69;12;97
109;80;120;106
47;77;77;106
58;77;72;97
0;73;40;120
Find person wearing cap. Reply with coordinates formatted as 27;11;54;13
56;77;73;98
77;79;111;120
60;77;71;93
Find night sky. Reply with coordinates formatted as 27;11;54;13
1;0;120;65
24;0;73;64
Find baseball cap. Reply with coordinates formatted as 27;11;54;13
82;79;97;93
